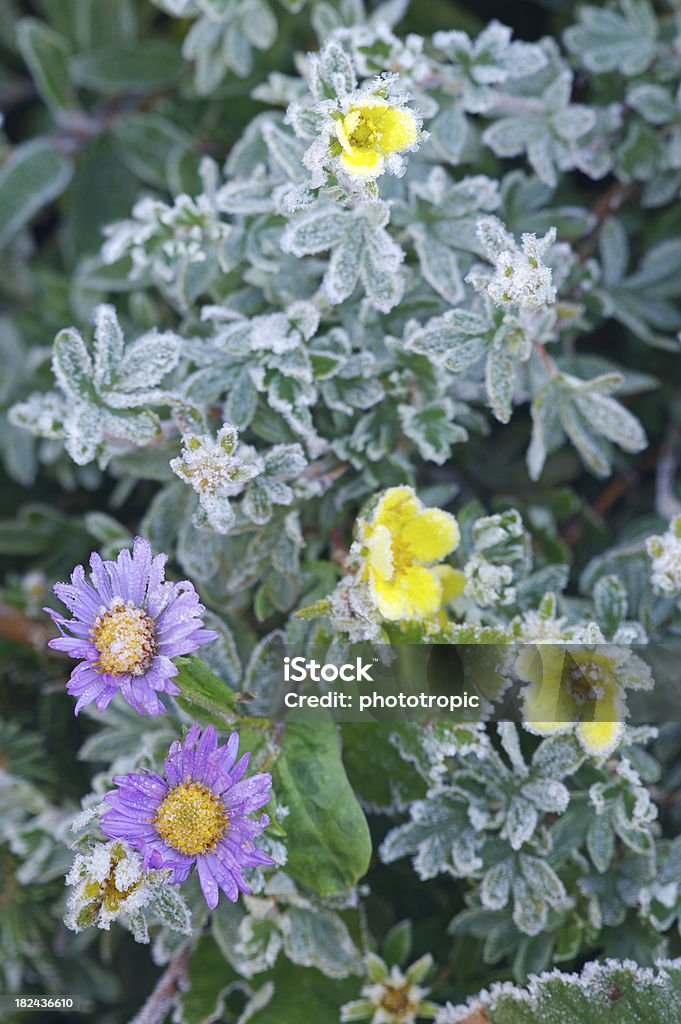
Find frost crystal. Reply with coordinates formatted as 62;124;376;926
170;423;262;533
64;840;160;934
464;555;516;608
646;516;681;595
470;216;557;310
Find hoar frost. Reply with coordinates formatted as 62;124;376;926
469;216;557;310
646;516;681;596
170;423;262;533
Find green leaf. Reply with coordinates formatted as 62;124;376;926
245;963;357;1024
273;720;371;897
173;656;238;725
17;18;75;112
52;327;94;401
176;935;238;1024
0;140;73;251
383;920;413;968
70;41;182;92
564;0;657;77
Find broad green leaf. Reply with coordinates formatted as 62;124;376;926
70;41;182;92
273;720;371;896
16;18;75;112
245;963;356;1024
0;140;73;251
176;935;238;1024
173;656;238;725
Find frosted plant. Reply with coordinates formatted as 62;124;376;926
65;840;164;935
463;556;516;609
341;952;439;1023
287;43;424;199
102;160;233;308
646;516;681;596
469;216;557;311
350;486;461;622
170;423;262;533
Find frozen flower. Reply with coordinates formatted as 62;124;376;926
100;725;273;910
341;952;438;1023
64;840;161;933
469;216;557;310
46;537;218;717
333;99;418;179
357;486;460;621
517;639;653;757
464;555;516;608
103;193;231;278
293;74;424;193
646;516;681;595
170;423;262;533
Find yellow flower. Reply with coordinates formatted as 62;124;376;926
517;644;629;757
359;486;460;621
333;101;418;179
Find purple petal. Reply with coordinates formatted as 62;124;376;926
197;855;220;909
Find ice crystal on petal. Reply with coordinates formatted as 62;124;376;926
289;59;425;197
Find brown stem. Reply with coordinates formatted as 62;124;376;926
578;180;641;263
533;340;557;376
127;946;191;1024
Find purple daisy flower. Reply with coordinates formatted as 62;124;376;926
46;537;218;717
100;725;273;909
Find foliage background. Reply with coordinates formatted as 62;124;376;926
2;0;681;1022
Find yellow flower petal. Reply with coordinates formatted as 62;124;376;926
372;486;420;532
372;104;418;152
578;720;624;757
365;524;394;582
371;565;442;621
401;565;443;618
370;575;409;620
339;148;385;178
399;509;460;563
432;565;466;603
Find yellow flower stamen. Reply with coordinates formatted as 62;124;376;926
334;102;417;179
153;780;228;855
91;597;156;676
380;983;417;1017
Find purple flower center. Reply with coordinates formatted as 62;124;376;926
91;597;157;677
152;780;229;855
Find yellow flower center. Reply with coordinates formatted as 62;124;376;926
563;657;606;705
91;598;156;676
153;780;228;855
380;984;415;1017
